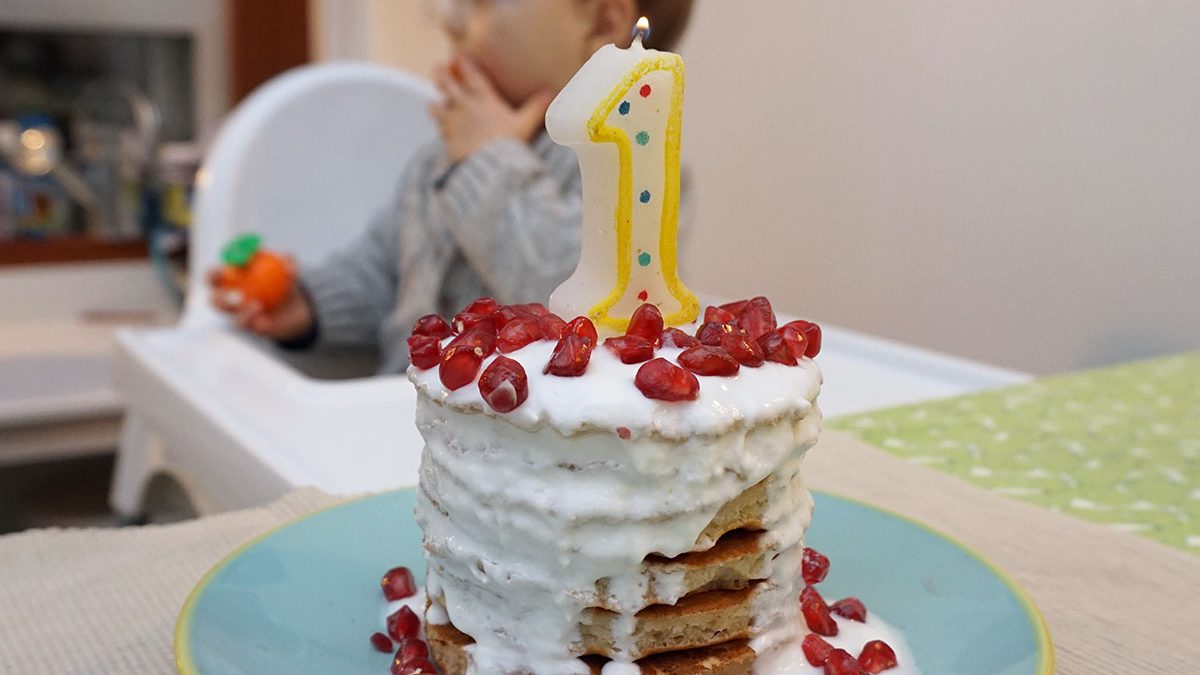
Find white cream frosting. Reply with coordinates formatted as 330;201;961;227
409;331;825;674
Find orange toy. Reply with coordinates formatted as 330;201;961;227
217;234;294;311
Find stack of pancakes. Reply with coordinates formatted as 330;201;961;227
426;470;808;675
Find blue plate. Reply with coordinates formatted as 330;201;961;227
176;490;1053;674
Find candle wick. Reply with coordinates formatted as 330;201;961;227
632;17;651;46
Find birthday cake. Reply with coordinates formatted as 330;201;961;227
391;19;901;675
408;297;824;675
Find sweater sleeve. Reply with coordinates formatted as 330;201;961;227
299;196;402;348
433;139;582;305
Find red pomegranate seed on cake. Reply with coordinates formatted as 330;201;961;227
491;306;523;331
779;324;810;360
564;316;598;345
696;321;734;346
453;326;497;356
497;317;543;353
478;356;529;413
824;648;866;675
545;334;594;376
831;597;868;623
801;633;835;667
394;638;430;664
677;346;740;376
722;331;766;367
538;313;567;340
857;640;898;673
660;327;700;349
704;305;735;324
718;298;749;316
616;427;632;440
626;303;664;343
604;336;655;364
512;302;550;316
381;566;417;601
801;585;838;636
452;311;496;336
735;296;777;339
386;606;421;641
782;319;822;357
407;335;442;370
758;330;797;366
802;547;830;584
464;297;499;315
439;343;484;390
392;659;438;675
411;314;452;339
370;632;394;653
635;358;700;401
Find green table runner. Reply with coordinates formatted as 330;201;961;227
829;350;1199;552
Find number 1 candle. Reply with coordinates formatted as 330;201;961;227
547;17;699;332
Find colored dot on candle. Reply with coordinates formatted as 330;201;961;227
640;84;652;98
637;290;649;301
636;131;650;146
619;101;631;115
638;252;652;267
639;190;651;203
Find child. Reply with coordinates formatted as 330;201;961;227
213;0;694;373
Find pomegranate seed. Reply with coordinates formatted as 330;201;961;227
370;632;394;653
831;597;867;623
677;346;740;376
735;296;776;339
491;306;525;331
392;659;438;675
782;319;822;357
616;427;632;440
824;648;866;675
411;314;452;339
394;638;430;665
497;317;543;353
452;311;496;336
381;566;417;601
758;331;797;366
603;336;655;364
857;640;898;673
695;321;734;346
564;316;598;345
635;358;700;401
538;313;567;340
779;324;810;360
385;606;420;641
545;334;593;376
802;633;835;667
511;302;549;316
802;547;830;584
660;327;700;349
627;303;664;343
704;305;735;324
801;585;838;636
464;297;499;315
478;356;529;413
722;331;766;367
407;335;442;370
719;299;749;316
439;339;485;390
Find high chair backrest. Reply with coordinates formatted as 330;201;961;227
185;62;437;327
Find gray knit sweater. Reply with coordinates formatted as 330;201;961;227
300;133;583;373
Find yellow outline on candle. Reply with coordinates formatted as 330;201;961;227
585;54;699;331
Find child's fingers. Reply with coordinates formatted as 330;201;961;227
455;55;494;97
233;302;263;331
433;65;466;104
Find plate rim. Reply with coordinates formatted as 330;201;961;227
174;489;1054;675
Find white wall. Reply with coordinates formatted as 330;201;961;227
314;1;1200;375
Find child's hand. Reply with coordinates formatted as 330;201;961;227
208;267;315;341
429;56;553;163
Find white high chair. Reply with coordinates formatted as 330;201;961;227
110;63;437;517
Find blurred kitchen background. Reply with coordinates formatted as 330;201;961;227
1;1;1198;531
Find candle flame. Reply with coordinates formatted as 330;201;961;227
633;16;651;44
